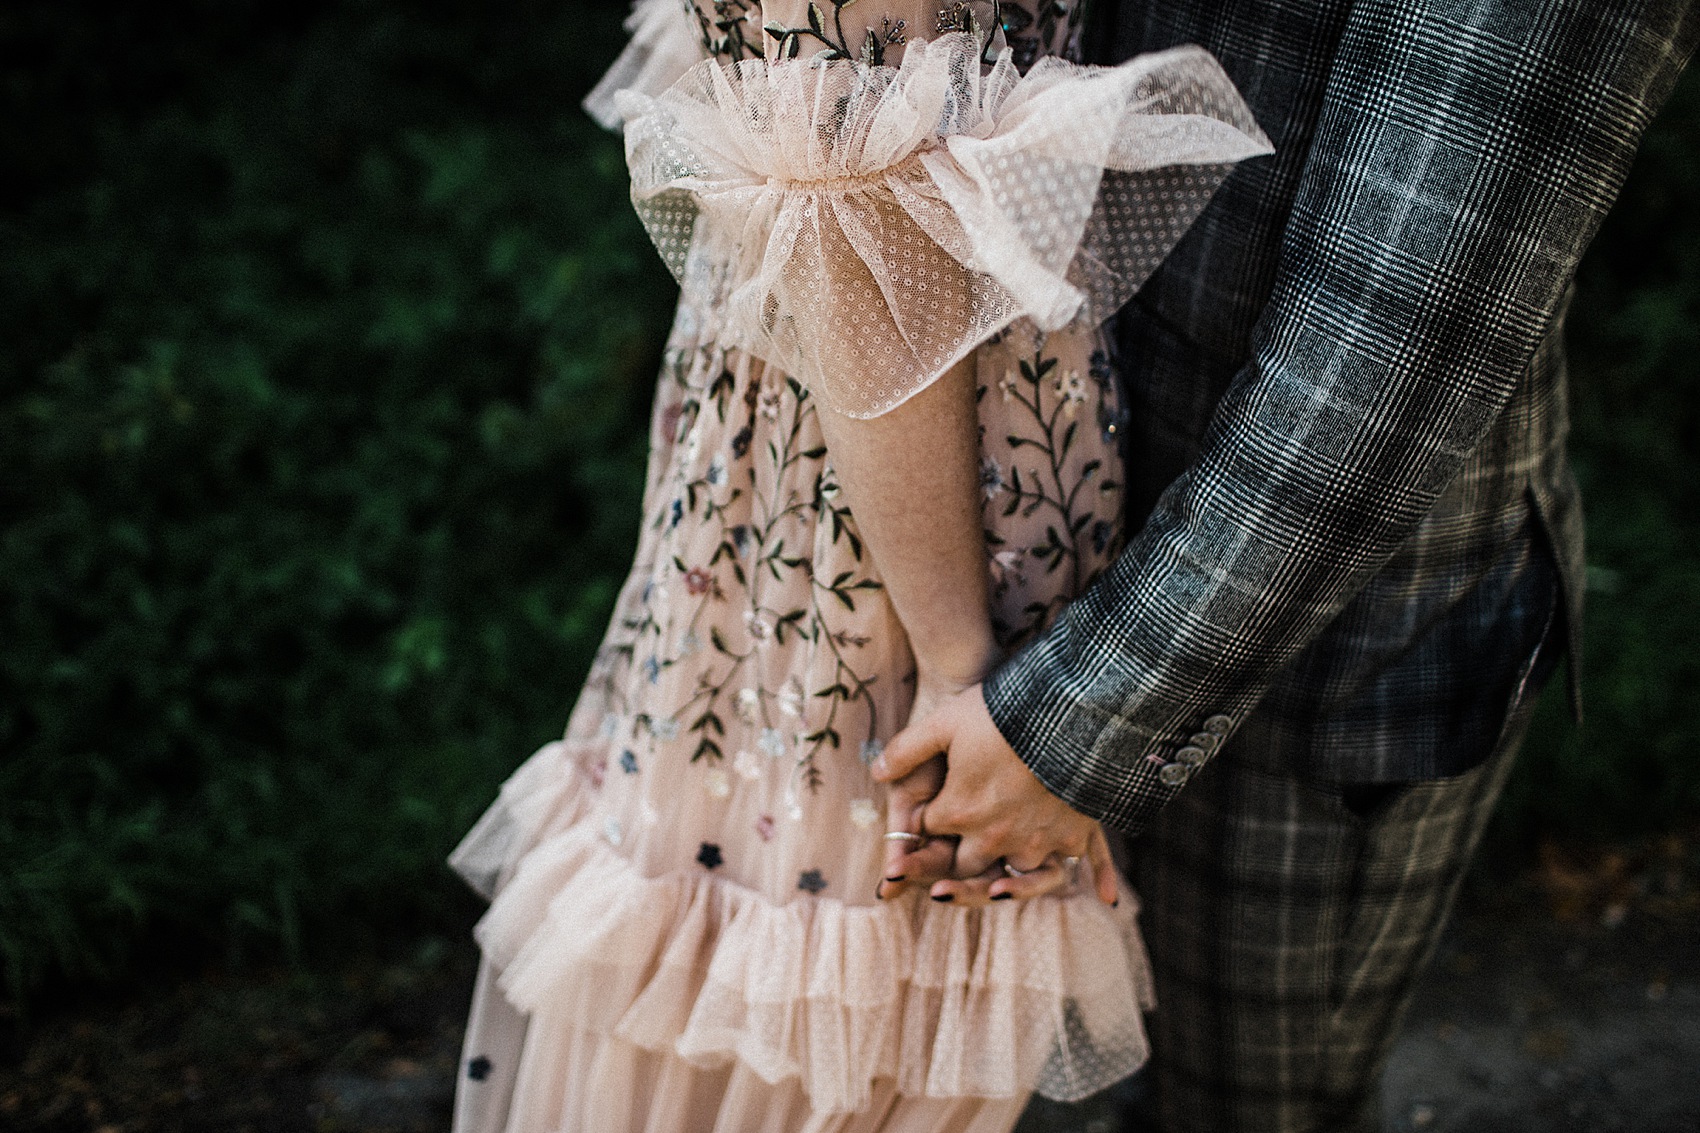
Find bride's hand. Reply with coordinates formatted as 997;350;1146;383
877;667;976;901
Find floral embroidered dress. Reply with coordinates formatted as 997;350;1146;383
449;2;1269;1130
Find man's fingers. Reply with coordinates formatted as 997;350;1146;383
872;707;954;783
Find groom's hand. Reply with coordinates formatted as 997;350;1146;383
874;685;1119;906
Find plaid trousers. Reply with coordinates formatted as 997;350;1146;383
1123;650;1551;1133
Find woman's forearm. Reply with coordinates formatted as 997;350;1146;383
816;359;998;693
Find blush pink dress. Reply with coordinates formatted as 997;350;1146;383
448;2;1269;1130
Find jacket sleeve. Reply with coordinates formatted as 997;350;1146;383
983;0;1699;834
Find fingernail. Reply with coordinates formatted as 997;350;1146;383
885;875;906;883
991;892;1014;901
930;892;953;903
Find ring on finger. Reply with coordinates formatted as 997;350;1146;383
1002;861;1036;878
883;831;925;845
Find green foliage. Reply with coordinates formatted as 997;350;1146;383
1499;63;1700;842
0;1;674;998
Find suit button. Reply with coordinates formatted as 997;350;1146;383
1157;762;1190;787
1176;745;1209;766
1202;714;1234;735
1188;732;1220;752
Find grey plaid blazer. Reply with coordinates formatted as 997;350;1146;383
984;0;1698;834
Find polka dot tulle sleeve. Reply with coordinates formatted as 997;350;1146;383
616;31;1271;417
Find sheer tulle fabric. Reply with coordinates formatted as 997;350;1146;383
618;34;1271;417
453;739;1153;1117
584;0;709;130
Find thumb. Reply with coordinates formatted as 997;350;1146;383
873;701;956;782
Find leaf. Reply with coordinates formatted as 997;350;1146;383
808;3;826;36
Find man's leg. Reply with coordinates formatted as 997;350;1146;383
1128;716;1528;1133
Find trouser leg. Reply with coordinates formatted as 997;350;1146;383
1128;715;1529;1133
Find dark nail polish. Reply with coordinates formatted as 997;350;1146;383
991;892;1014;901
931;892;954;902
1112;897;1120;908
885;875;906;883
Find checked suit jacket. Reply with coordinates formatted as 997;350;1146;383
983;0;1698;834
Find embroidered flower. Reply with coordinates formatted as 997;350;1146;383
696;842;724;869
660;402;684;445
705;457;727;487
668;498;685;529
619;750;639;774
980;456;1005;500
998;370;1019;402
744;610;771;641
990;548;1025;586
731;426;753;458
1092;519;1114;554
732;749;763;780
849;798;880;829
705;768;732;798
758;387;782;420
730;524;754;557
651;717;679;742
736;687;762;722
758;728;788;759
642;656;662;684
777;682;804;718
818;469;841;501
1057;370;1086;418
679;630;702;657
684;567;714;596
797;869;828;894
755;814;776;841
859;738;884;766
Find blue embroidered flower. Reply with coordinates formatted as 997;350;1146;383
697;842;724;869
797;869;827;894
1092;519;1114;554
669;498;684;529
642;656;661;684
619;749;639;774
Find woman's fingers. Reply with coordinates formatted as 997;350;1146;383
1087;825;1121;906
928;856;1071;906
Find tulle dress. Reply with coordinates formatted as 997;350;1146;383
447;2;1270;1130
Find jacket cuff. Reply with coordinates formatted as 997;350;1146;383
982;635;1242;837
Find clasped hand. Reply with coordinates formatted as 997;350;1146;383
871;683;1120;907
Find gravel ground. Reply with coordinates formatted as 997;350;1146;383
5;850;1696;1132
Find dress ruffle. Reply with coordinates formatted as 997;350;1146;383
583;0;710;131
618;34;1271;417
452;742;1155;1114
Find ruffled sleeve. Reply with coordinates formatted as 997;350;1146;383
618;32;1272;417
583;0;710;131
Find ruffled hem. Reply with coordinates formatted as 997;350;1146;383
618;34;1271;417
451;743;1155;1114
584;0;709;131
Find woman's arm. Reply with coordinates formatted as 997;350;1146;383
813;358;996;708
